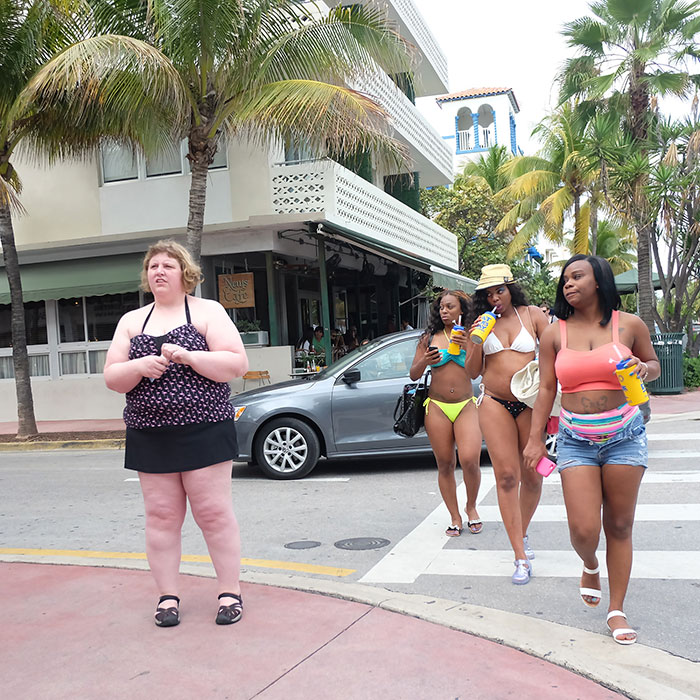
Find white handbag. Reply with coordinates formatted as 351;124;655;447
510;360;562;417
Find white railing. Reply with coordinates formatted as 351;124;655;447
270;160;458;270
383;0;449;89
352;65;453;182
457;130;472;152
481;129;492;148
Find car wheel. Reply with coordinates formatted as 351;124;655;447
253;418;321;480
545;431;557;460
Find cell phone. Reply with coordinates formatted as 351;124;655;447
428;345;437;351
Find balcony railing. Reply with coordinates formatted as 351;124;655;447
457;130;472;152
270;159;458;270
352;64;453;184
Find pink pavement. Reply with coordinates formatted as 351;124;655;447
1;562;624;700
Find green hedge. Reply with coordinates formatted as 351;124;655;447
683;355;700;388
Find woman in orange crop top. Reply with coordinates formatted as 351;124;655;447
466;264;550;585
524;255;659;645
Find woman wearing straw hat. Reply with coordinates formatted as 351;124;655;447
409;290;483;537
467;264;549;584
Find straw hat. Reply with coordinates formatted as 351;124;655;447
474;264;516;291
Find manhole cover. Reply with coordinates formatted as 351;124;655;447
334;537;390;550
284;540;321;550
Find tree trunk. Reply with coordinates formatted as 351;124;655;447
0;201;38;438
636;218;655;333
590;196;598;255
185;115;218;264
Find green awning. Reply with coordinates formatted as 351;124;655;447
614;268;662;294
0;253;144;304
430;265;478;294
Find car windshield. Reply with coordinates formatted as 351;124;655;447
310;334;414;379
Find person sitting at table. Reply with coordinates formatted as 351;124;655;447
296;327;314;353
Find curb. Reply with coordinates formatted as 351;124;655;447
0;439;125;452
1;554;697;700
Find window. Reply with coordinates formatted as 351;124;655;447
101;142;138;182
353;338;416;381
57;292;140;374
0;354;50;379
0;301;47;347
209;145;228;169
146;144;183;177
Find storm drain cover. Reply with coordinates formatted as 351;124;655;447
334;537;390;551
284;540;321;550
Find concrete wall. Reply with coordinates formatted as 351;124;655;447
12;155;103;244
0;346;295;421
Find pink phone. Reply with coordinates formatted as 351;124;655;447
536;456;556;477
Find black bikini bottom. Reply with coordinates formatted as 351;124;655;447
490;396;528;419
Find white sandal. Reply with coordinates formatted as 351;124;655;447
606;610;637;645
580;565;601;608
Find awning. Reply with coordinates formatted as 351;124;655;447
430;265;478;294
614;269;662;294
0;254;144;304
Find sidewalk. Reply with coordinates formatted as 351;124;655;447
4;557;696;700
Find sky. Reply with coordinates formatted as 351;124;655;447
413;0;595;152
412;0;693;154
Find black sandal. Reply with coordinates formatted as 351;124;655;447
154;595;180;627
215;592;243;625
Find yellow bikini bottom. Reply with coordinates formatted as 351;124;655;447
423;396;477;424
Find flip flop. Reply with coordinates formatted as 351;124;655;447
467;519;483;534
445;525;462;537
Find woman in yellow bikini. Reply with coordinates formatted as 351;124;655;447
410;290;482;536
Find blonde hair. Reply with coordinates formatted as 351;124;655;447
140;239;202;294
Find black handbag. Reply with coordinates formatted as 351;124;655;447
393;370;431;438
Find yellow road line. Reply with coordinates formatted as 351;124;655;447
0;548;355;578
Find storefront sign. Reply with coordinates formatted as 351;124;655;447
218;273;255;308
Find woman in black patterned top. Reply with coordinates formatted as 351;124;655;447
105;240;249;628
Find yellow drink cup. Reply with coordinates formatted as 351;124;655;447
615;359;648;406
447;324;464;355
470;312;497;345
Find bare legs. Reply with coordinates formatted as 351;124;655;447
139;460;240;607
479;398;542;563
425;401;481;531
561;463;644;641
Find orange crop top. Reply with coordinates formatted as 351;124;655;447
555;310;631;393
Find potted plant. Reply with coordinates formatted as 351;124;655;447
236;319;269;346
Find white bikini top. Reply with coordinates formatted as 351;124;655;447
483;307;536;355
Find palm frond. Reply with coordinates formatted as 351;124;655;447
224;79;407;173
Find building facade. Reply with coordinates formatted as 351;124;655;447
428;87;521;172
0;0;475;421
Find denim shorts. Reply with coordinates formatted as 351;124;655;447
557;412;648;471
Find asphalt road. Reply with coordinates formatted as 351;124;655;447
1;414;699;663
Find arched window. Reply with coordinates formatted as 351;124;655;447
477;103;495;148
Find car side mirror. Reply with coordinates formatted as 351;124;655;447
341;369;361;384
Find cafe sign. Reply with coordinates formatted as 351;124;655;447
218;272;255;308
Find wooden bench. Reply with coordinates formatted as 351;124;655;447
242;370;271;390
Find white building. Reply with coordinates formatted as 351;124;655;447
0;0;474;421
424;87;522;173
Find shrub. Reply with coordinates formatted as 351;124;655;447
683;355;700;388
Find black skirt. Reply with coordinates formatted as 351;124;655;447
125;419;238;474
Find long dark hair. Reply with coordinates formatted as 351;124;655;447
473;282;529;314
553;254;620;326
420;290;474;342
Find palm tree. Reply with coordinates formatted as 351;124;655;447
562;218;637;273
89;0;413;262
459;144;512;193
560;0;700;331
494;104;597;258
1;0;184;438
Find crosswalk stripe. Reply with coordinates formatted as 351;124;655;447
647;434;700;441
424;550;700;580
477;504;700;522
649;450;700;457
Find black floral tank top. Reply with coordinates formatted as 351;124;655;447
124;297;235;429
